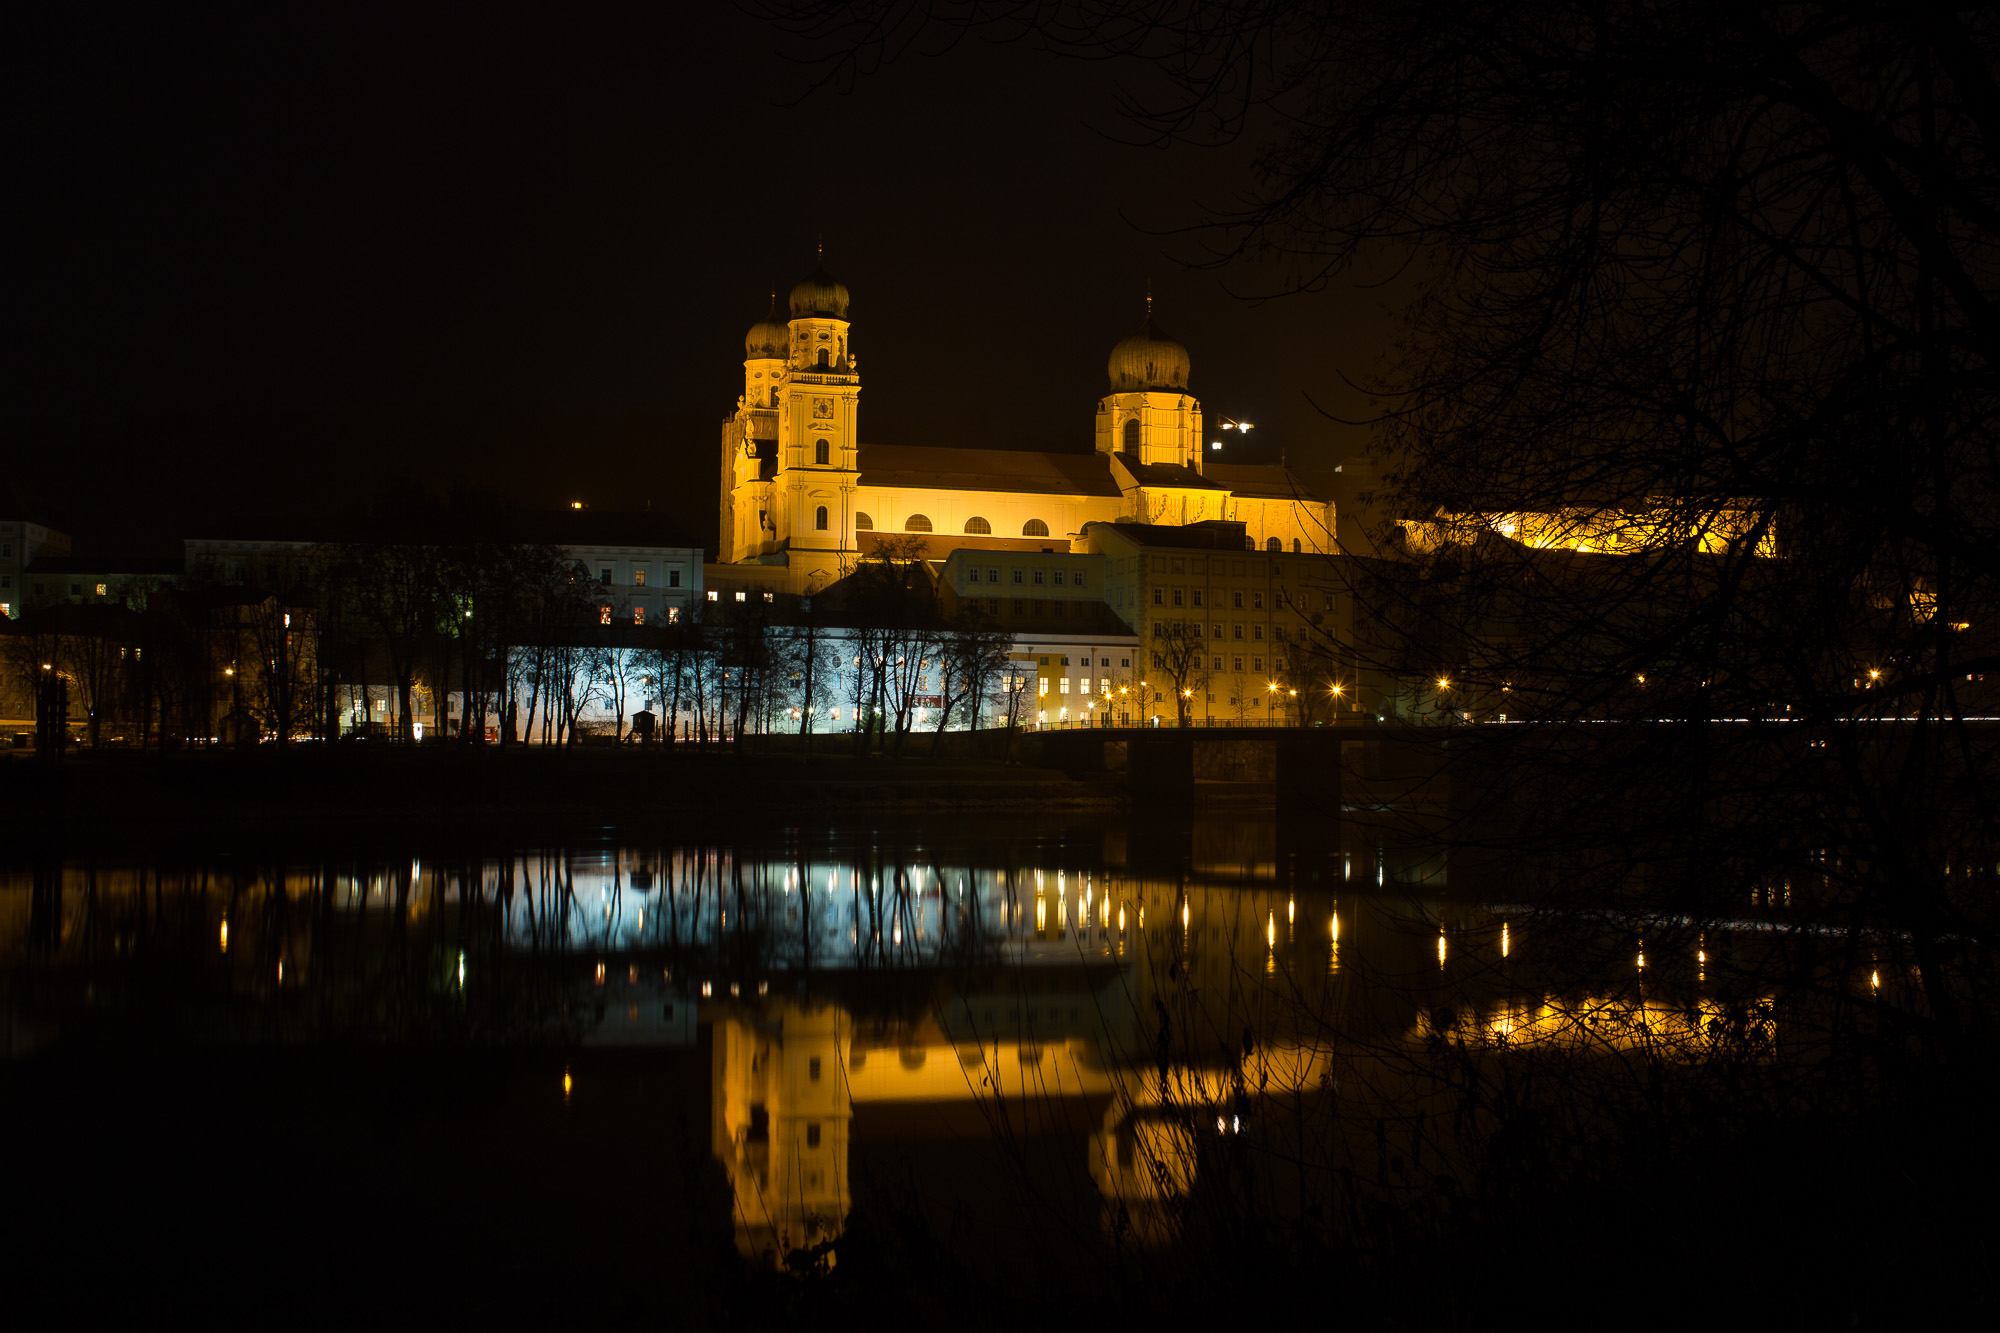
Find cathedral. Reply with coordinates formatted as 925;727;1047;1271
716;267;1333;591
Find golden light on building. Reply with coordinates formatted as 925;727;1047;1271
1501;922;1510;958
219;918;228;954
563;1067;573;1098
1437;924;1447;969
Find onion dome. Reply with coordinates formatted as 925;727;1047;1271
789;267;851;319
744;317;788;360
1108;312;1191;391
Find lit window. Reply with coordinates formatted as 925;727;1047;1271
706;591;718;602
633;568;647;586
735;591;747;602
667;608;680;623
1079;677;1090;694
633;607;646;625
1060;678;1070;694
764;592;774;602
95;583;107;596
599;606;612;624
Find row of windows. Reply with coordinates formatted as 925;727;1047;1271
1151;620;1302;642
973;598;1093;619
1151;652;1281;675
967;566;1087;588
854;513;1050;537
597;566;681;588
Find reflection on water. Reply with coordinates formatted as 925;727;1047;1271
0;820;1848;1269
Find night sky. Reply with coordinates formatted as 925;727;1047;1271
11;3;1393;553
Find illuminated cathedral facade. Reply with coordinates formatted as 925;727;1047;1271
717;267;1334;590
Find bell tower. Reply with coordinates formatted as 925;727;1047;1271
1094;296;1204;473
775;265;861;577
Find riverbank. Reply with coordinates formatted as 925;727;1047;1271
0;744;1127;845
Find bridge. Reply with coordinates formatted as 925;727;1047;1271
1021;720;1443;817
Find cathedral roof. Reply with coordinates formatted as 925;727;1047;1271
856;445;1122;498
1111;453;1229;491
1204;462;1323;502
789;267;851;319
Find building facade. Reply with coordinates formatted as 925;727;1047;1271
716;270;1336;592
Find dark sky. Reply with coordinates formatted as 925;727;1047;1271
9;3;1395;553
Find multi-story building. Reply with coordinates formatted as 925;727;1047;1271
0;511;71;620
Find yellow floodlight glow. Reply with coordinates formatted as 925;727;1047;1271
1501;922;1510;958
219;918;228;954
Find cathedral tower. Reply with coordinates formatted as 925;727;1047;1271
1094;299;1204;472
717;266;862;576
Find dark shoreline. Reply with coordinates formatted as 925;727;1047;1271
0;745;1134;848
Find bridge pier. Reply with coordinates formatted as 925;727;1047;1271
1274;734;1343;820
1125;731;1196;812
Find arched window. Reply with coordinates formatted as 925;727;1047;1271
816;348;830;369
815;505;828;531
1292;538;1301;553
1022;518;1050;537
815;439;829;465
854;512;874;531
1122;418;1140;451
904;514;933;532
964;516;991;535
1266;537;1282;552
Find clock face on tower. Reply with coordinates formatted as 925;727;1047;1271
813;399;834;419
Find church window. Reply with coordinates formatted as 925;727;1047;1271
1033;569;1044;585
1267;537;1282;552
1123;418;1140;451
1022;519;1050;537
815;505;828;531
964;516;991;534
817;348;830;369
854;512;874;530
1152;587;1163;605
905;514;933;532
815;440;829;465
1293;538;1302;552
